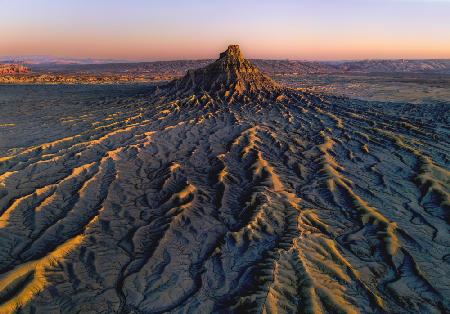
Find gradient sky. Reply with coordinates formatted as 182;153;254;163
1;0;450;60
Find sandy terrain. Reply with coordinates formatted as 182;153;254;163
279;73;450;105
0;46;449;313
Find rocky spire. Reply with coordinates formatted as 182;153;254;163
161;45;284;103
219;44;244;60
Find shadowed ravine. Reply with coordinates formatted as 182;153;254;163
0;45;449;314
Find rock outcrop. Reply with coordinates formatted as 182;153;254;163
162;45;284;102
0;64;30;75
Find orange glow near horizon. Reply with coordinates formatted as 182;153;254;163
1;0;450;61
4;34;450;61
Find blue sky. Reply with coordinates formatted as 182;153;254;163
1;0;449;60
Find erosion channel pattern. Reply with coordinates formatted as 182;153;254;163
0;46;449;314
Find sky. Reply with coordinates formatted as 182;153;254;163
1;0;450;61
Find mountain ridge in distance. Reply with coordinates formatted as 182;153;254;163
2;53;450;75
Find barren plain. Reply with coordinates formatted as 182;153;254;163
0;46;449;313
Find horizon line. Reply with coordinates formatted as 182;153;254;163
2;54;450;64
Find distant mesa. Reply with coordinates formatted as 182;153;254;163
162;45;285;102
0;63;30;75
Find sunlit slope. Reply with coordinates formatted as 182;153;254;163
0;46;449;314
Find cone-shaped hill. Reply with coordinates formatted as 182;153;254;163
0;45;448;314
161;45;286;102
